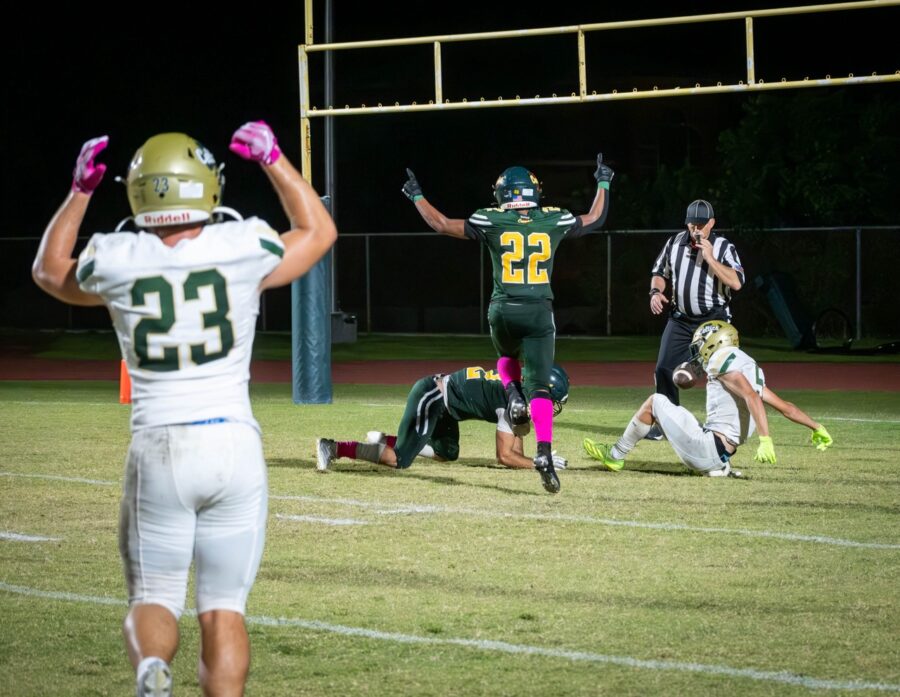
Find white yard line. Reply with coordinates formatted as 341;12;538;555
814;416;900;424
275;513;369;526
4;471;896;549
271;495;900;550
0;581;897;693
0;472;117;486
0;401;119;407
0;531;61;542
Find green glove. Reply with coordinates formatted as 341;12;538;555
754;435;777;464
811;425;833;451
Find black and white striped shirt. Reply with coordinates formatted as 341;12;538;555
651;231;745;318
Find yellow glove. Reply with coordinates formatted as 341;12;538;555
754;436;777;464
811;425;833;451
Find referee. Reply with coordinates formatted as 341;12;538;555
647;199;745;435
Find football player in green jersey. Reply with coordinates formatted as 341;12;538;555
316;365;570;475
401;157;612;493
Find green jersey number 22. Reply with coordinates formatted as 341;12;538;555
131;269;234;371
500;231;551;285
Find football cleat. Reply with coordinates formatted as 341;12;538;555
582;438;625;471
533;453;560;494
643;425;665;441
137;658;172;697
316;438;336;472
366;431;387;445
505;381;529;427
706;463;743;478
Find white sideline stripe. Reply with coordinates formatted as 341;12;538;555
0;471;117;486
4;472;894;549
0;531;61;542
0;472;117;486
815;416;900;424
271;495;900;550
0;581;897;693
275;513;368;526
1;401;117;407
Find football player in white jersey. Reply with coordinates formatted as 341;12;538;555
583;321;833;477
32;121;336;697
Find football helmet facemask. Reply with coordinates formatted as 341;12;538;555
549;363;570;416
493;166;541;210
690;320;740;368
126;133;224;228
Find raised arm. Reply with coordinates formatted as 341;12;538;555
578;153;613;229
402;168;467;239
229;121;338;291
32;137;108;306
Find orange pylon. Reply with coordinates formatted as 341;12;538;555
119;359;132;404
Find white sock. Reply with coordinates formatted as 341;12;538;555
418;444;436;459
136;656;168;683
613;419;652;459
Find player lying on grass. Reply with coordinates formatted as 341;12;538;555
317;365;569;478
583;321;833;477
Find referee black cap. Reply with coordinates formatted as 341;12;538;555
685;199;714;225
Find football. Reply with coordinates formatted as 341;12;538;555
673;362;696;389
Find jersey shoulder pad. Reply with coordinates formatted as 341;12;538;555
208;217;284;259
706;346;742;378
468;208;507;228
538;207;577;226
76;231;142;288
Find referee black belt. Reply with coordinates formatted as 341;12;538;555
672;307;728;322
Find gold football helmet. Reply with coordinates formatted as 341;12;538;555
690;320;740;367
126;133;223;228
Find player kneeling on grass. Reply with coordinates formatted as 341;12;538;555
583;321;833;477
317;365;569;478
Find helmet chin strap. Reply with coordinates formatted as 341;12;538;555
212;206;243;222
114;216;135;232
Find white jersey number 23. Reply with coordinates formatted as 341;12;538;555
132;270;234;372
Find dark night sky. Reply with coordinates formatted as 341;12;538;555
4;1;898;239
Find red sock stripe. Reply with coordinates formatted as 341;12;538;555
336;441;358;459
385;435;397;448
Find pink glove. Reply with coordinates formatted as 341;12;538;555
229;120;281;165
72;136;109;194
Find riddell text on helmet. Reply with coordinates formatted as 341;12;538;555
141;212;193;225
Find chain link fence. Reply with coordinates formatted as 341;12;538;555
4;227;897;338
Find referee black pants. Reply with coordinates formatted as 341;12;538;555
655;309;728;405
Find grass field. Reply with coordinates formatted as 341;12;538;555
1;379;898;696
